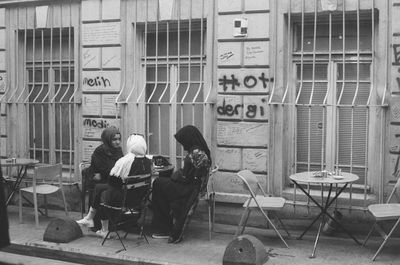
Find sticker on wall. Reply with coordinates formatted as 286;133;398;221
233;18;248;38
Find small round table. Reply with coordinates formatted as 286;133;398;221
0;158;39;205
289;171;360;258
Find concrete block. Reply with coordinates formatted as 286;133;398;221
82;70;121;92
0;51;5;70
218;13;269;39
82;48;101;69
101;94;119;116
0;73;6;92
243;95;269;120
102;0;120;20
0;29;5;49
218;42;241;66
242;148;268;172
102;47;121;68
244;41;269;66
244;0;269;11
81;0;100;21
218;68;273;94
217;121;269;147
82;94;101;116
216;147;241;171
82;22;121;46
223;235;268;265
217;95;243;120
0;8;5;27
218;0;242;12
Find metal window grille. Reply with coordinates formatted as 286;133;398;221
269;0;389;208
116;0;212;167
1;3;78;181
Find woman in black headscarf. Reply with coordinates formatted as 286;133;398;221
77;126;123;228
151;125;211;243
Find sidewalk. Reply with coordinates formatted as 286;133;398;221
1;205;399;265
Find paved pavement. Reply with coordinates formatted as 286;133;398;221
1;205;399;265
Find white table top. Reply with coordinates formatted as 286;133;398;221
0;158;39;167
289;171;359;184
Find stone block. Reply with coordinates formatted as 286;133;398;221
218;13;269;40
82;94;101;116
243;148;268;172
0;116;5;135
102;47;121;68
102;94;119;116
0;51;4;70
217;121;269;147
216;147;241;171
102;0;120;20
82;0;100;21
218;42;241;66
393;7;400;34
0;8;5;27
82;22;121;46
82;48;101;69
244;41;269;66
218;0;242;12
0;137;5;156
244;0;269;11
0;29;5;49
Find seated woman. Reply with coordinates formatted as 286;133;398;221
95;134;152;238
151;125;211;243
77;126;123;228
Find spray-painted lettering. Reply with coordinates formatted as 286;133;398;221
83;76;111;87
219;73;273;91
83;118;111;129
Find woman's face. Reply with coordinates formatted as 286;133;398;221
111;133;121;148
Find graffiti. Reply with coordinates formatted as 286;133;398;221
218;72;273;91
219;51;234;61
83;118;111;129
217;97;268;119
393;44;400;66
83;76;111;87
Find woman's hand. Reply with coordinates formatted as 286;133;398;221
93;173;101;181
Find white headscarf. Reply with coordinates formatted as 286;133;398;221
110;134;147;180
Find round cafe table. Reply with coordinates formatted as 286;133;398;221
0;158;39;206
289;171;360;258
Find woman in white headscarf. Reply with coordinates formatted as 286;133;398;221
96;134;152;238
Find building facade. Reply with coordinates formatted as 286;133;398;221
0;0;398;213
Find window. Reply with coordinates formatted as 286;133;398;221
292;18;373;185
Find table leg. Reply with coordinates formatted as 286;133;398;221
6;166;27;206
310;221;323;258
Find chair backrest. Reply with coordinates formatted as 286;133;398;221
386;177;400;203
122;173;152;210
34;163;63;185
206;165;219;195
236;169;267;199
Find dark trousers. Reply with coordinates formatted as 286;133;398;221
151;177;196;236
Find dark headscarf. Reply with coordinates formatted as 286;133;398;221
174;125;211;163
100;126;123;157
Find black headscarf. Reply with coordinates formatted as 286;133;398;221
174;125;211;163
100;126;123;157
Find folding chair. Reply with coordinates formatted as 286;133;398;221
79;161;92;217
100;173;152;253
236;169;290;248
173;165;219;243
363;177;400;261
19;163;68;228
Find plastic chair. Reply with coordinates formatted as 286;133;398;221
175;165;219;242
100;173;152;252
19;163;68;228
363;177;400;261
236;169;290;248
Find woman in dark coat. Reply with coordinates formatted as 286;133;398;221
151;125;211;243
0;161;10;249
77;126;123;228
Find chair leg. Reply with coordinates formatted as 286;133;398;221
33;191;39;228
372;218;400;261
60;187;69;216
208;199;212;240
44;195;48;217
260;209;289;248
363;222;376;246
236;208;251;236
19;190;22;223
274;214;291;237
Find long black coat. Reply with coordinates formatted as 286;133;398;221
0;162;10;249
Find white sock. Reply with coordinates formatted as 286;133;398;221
101;219;109;232
86;207;96;220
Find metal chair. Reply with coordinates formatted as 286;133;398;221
174;165;219;242
79;161;92;217
19;163;68;228
100;173;152;252
363;177;400;261
236;169;290;248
